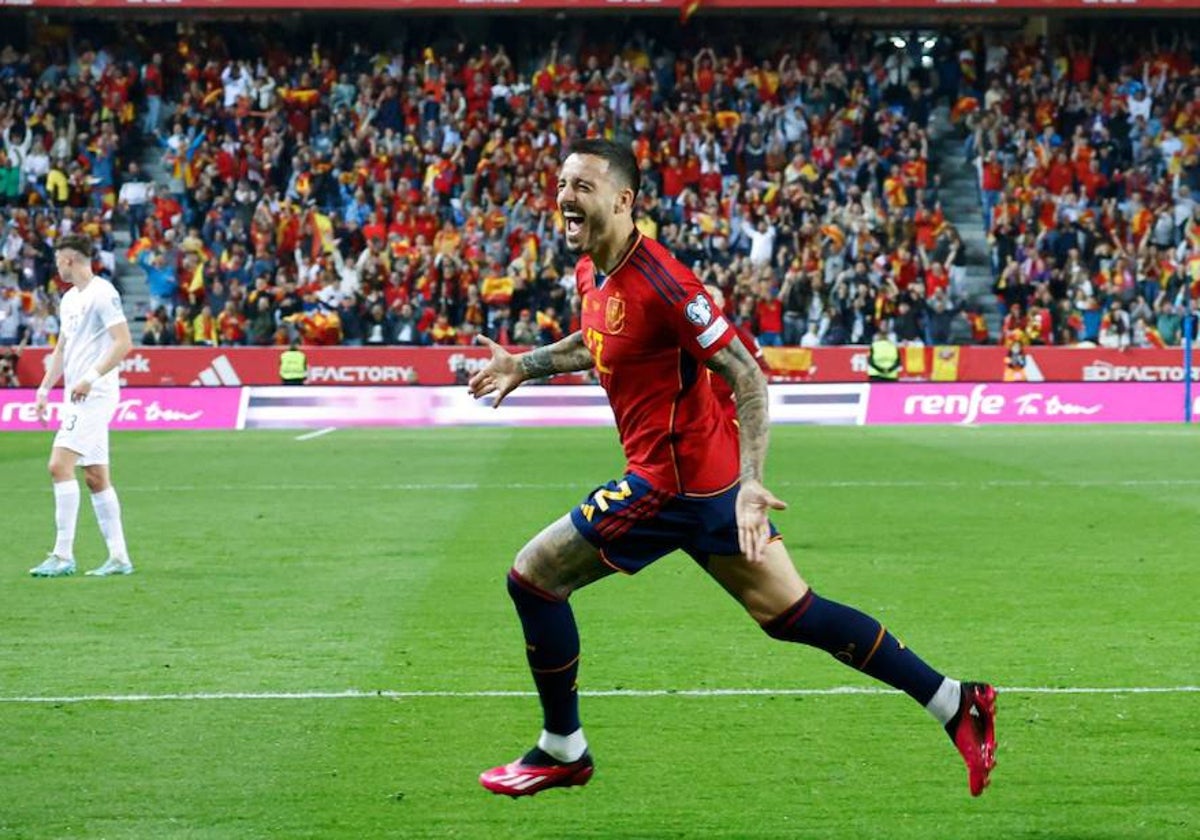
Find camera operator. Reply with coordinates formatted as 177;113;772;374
0;344;20;387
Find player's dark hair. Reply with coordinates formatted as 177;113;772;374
567;138;640;200
54;233;93;258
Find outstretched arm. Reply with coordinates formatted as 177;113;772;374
468;332;593;408
518;331;594;379
706;338;786;562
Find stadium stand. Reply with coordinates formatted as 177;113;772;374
0;18;1195;352
956;27;1199;348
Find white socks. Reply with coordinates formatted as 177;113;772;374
90;487;129;561
52;480;80;559
50;480;130;563
926;677;963;726
538;728;588;763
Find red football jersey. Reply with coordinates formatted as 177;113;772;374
576;234;738;495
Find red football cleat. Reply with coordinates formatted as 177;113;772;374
950;682;997;796
479;750;594;797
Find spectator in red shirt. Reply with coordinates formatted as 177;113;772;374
217;300;247;346
980;151;1004;228
753;279;783;346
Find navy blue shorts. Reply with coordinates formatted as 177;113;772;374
568;473;780;574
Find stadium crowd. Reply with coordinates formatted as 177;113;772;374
0;17;1196;354
958;30;1200;349
0;33;132;354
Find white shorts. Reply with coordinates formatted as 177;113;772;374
53;391;118;467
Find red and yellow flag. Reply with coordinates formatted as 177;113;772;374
480;275;514;306
902;346;926;377
126;236;153;262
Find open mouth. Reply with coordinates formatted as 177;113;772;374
562;210;585;237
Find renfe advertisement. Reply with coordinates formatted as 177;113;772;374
0;383;1194;430
864;383;1200;425
0;388;245;432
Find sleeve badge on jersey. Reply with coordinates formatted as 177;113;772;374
696;316;729;349
110;294;122;312
684;294;713;327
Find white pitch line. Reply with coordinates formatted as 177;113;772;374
294;426;337;442
9;478;1200;494
1;686;1197;704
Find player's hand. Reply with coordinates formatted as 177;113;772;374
468;335;523;409
35;391;49;425
70;381;92;404
735;480;787;564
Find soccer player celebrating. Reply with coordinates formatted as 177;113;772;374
468;139;995;798
29;234;135;578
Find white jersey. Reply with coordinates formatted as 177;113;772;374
59;276;125;396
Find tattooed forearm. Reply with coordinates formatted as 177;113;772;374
733;379;770;484
520;346;558;379
707;342;770;484
559;333;597;371
519;332;595;379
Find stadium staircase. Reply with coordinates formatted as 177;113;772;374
112;135;168;326
929;107;1001;336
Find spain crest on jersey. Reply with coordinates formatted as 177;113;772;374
606;296;625;334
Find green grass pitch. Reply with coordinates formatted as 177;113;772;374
1;424;1197;839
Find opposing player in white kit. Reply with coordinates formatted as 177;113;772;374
30;234;135;578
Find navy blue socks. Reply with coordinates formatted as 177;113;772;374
763;589;944;706
507;570;582;736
